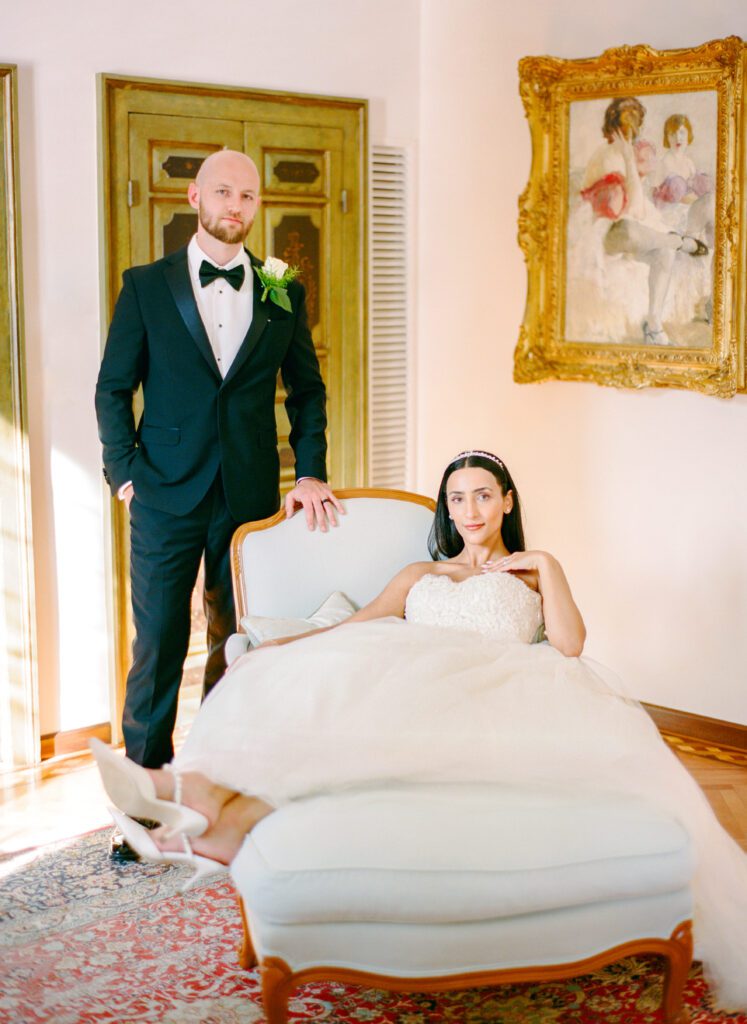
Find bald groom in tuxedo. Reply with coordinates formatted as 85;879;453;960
96;150;340;770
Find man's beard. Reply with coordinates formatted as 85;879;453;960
199;205;251;244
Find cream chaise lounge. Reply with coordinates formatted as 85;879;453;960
225;489;694;1024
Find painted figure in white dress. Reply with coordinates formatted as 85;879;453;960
652;113;715;326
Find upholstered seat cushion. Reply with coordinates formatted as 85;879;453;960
231;784;693;926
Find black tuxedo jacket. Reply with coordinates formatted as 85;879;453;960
95;247;327;522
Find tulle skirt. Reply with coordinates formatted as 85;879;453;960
175;619;747;1009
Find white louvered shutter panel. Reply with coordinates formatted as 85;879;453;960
369;146;409;487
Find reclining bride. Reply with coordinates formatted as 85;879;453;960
92;449;747;1011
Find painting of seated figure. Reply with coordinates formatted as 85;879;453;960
565;91;715;350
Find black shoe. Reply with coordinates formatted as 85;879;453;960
109;816;160;863
680;233;709;257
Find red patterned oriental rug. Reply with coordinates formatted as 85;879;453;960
0;827;745;1024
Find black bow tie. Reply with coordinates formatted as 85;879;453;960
198;260;245;291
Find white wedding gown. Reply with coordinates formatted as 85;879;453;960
176;571;747;1009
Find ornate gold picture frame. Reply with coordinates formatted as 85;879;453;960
514;37;746;397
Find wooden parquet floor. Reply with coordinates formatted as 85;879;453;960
676;749;747;851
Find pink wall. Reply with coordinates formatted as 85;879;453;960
417;0;747;722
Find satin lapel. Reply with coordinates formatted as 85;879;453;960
221;261;272;386
163;253;221;379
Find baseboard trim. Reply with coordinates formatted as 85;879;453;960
643;702;747;766
40;722;111;761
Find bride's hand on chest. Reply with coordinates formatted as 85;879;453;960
480;550;554;592
482;551;586;657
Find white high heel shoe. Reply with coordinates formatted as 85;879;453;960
90;738;209;838
108;808;227;891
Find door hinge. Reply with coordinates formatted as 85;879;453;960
340;189;348;214
127;180;136;208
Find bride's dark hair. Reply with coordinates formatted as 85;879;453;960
428;451;526;560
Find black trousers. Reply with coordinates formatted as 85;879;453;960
123;473;240;767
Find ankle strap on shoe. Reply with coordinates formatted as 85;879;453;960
162;763;182;807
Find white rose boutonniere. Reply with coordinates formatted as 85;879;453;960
254;256;300;313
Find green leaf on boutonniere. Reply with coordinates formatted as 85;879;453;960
255;258;300;312
267;286;292;312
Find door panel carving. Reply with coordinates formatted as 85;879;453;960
274;213;321;328
263;150;326;195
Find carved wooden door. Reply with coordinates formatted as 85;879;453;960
103;79;366;735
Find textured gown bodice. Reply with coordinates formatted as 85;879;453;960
405;571;544;645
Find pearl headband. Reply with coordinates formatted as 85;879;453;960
450;450;506;472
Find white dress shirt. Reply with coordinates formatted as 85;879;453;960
187;235;253;378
